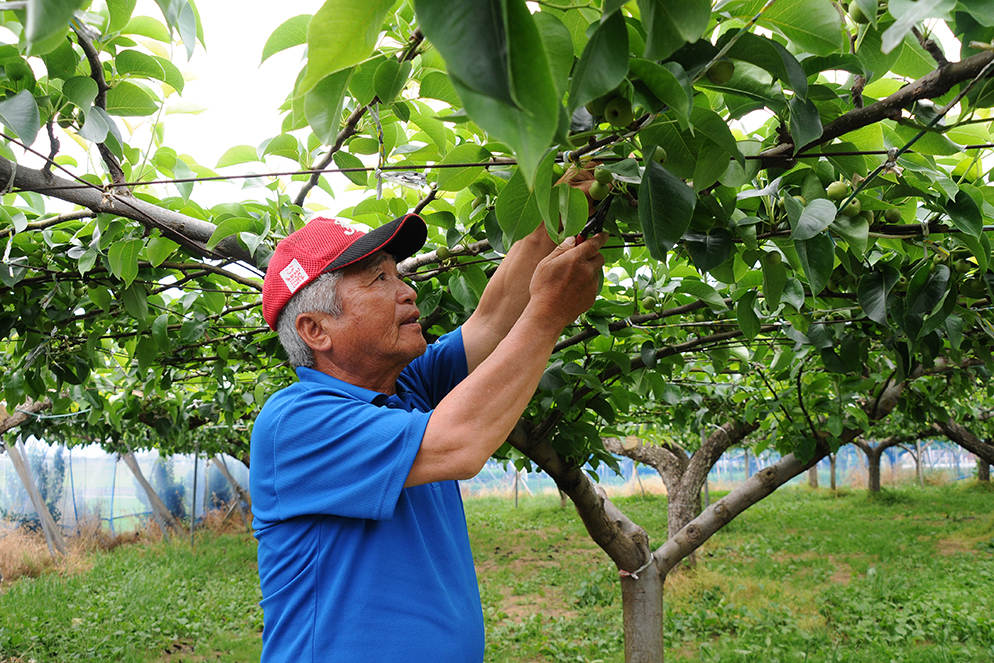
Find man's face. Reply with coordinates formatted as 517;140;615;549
325;251;426;374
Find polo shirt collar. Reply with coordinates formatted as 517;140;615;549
296;366;414;408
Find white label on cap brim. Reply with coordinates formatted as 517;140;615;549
280;258;309;294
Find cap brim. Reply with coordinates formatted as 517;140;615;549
322;213;427;273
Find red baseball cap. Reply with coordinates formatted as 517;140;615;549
262;214;427;329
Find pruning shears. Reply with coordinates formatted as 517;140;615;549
576;195;612;244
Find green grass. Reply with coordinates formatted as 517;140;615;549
1;483;993;662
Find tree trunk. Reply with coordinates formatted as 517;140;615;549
807;465;819;489
829;454;837;491
212;454;252;509
622;563;665;663
915;440;924;487
120;449;183;535
980;460;991;483
868;452;882;492
5;437;67;556
666;491;700;569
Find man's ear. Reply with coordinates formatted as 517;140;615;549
295;312;333;353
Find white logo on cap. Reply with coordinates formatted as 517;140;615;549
334;219;357;235
280;258;309;294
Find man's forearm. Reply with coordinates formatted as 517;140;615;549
463;225;557;371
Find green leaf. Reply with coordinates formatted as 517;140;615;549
116;50;166;81
333;151;369;186
906;264;949;317
640;341;657;369
788;97;823;151
692;140;731;193
106;81;159;116
494;167;542;245
629;60;693;125
62;76;98;115
152;55;185;93
261;14;311;64
830;213;869;258
791;199;836;241
556;184;588;240
679;280;727;309
146;236;178;266
216;145;260;168
436;143;491;192
373;59;412;105
567;9;629;113
637;0;711;61
108;238;142;287
123;16;171;42
136;336;158;372
685;229;732;272
122;283;149;320
858;264;900;324
881;0;953;54
107;0;137;33
25;0;83;54
0;91;40;146
724;0;843;56
78;106;110;143
297;0;394;96
414;0;517;107
794;232;834;295
419;71;461;106
762;253;787;307
737;290;761;341
261;134;300;161
446;1;559;186
639;161;696;260
207;217;257;250
725;33;808;100
943;189;983;237
533;12;573;99
304;68;351;145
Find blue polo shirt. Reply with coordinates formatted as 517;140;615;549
250;330;484;662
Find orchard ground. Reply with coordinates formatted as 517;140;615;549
1;476;993;663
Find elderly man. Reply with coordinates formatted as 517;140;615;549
251;211;607;662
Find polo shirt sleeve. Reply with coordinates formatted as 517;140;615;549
398;328;469;407
261;386;429;522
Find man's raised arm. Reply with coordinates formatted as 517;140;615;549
407;232;607;487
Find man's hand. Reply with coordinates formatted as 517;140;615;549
529;232;607;329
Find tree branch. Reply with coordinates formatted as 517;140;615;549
509;422;650;573
73;26;127;187
0;156;256;266
759;50;994;165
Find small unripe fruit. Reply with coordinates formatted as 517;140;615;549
694;313;707;323
765;251;782;267
603;96;634;128
860;209;875;224
594;167;614;185
955;259;972;274
884;208;902;224
706;60;735;86
826;181;849;201
642;296;657;310
436;246;451;261
652;146;667;164
841;198;862;217
589;180;610;200
585;96;608;117
848;1;870;24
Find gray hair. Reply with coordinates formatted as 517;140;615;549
276;271;344;369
